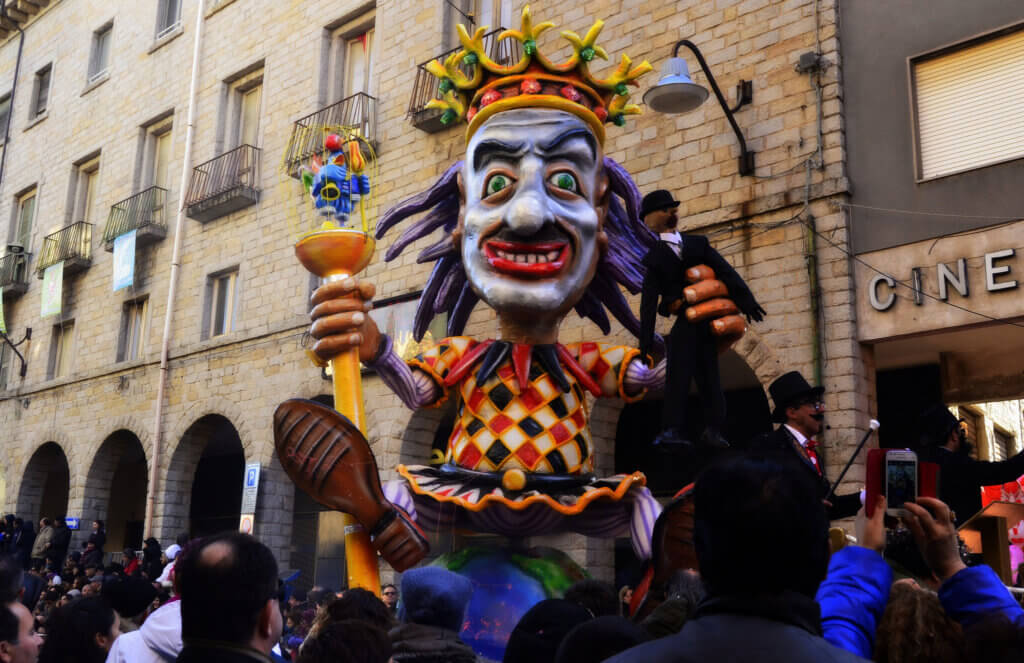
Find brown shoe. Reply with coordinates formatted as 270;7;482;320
273;398;429;571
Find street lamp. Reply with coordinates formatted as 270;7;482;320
643;40;756;176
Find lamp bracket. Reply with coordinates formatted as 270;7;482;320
795;52;828;74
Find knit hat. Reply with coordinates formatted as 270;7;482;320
504;599;593;663
164;544;182;560
397;567;473;632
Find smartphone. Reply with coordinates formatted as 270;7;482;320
885;449;918;517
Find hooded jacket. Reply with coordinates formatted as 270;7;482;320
106;600;183;663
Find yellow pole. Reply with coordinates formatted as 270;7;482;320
295;225;380;595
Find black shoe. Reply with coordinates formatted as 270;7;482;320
700;428;730;449
653;428;695;448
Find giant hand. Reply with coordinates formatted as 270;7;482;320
677;264;749;353
310;277;381;363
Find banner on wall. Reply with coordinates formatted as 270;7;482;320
41;262;63;318
113;230;137;292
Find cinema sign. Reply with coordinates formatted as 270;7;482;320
855;220;1024;343
867;248;1018;311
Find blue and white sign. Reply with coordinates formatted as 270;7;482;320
112;230;137;291
65;517;80;530
240;462;261;514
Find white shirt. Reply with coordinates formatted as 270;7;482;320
659;231;683;259
784;424;809;447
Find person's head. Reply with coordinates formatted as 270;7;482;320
398;567;472;632
323;588;391;631
639;190;680;234
51;520;64;530
768;371;826;437
297;620;391;663
917;404;967;453
695;455;829;598
12;521;21;533
504;599;593;663
0;601;41;663
163;544;181;564
37;596;118;663
379;584;397;609
91;521;103;533
563;579;618;618
874;581;966;663
37;521;47;532
82;582;101;598
553;615;649;663
176;533;281;653
83;565;97;578
122;548;134;560
287;587;307;610
101;576;157;623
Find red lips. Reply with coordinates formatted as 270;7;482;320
483;239;570;277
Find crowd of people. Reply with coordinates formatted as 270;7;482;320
0;451;1021;662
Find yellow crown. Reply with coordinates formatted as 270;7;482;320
426;5;653;145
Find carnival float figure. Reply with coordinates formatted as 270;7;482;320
275;6;752;575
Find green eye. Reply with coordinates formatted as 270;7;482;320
485;173;512;197
549;172;579;193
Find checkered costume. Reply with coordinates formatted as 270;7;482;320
386;337;661;549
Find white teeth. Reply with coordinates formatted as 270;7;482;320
493;247;563;265
547;251;558;260
516;254;527;263
527;254;537;264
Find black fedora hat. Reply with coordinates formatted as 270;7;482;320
640;189;680;219
768;371;825;423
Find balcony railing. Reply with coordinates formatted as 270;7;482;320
103;186;169;251
282;92;377;177
37;222;92;277
0;252;31;298
185;144;261;223
407;28;520;133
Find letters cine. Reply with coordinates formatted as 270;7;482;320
868;248;1018;312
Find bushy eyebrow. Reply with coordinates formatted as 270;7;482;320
539;127;597;162
472;139;526;171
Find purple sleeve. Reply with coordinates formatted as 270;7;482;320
624;357;665;396
364;335;439;409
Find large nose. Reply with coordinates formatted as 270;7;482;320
504;185;554;237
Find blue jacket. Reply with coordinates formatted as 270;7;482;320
939;564;1024;629
815;546;892;658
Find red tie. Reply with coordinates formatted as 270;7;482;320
804;439;821;475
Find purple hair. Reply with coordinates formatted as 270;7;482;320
376;158;662;350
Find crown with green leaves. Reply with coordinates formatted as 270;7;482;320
425;5;652;145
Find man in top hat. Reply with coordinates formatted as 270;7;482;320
917;404;1024;526
750;371;861;520
639;189;765;448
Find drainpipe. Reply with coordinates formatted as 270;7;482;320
0;8;26;200
144;0;205;538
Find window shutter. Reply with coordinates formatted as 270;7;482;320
914;29;1024;179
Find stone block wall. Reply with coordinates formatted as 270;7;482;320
0;0;872;579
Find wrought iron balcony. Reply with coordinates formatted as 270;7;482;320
36;222;92;277
103;186;169;251
282;92;377;178
185;144;261;223
407;28;519;133
0;252;31;298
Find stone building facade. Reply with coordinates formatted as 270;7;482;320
0;0;869;585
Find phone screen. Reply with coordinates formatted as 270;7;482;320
886;459;917;508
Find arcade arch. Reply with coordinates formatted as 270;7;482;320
165;414;245;539
83;430;148;553
17;442;70;525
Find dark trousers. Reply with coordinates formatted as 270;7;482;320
662;319;725;433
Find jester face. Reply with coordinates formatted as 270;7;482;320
461;109;607;321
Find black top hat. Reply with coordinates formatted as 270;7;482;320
917;404;960;447
640;190;681;219
768;371;825;423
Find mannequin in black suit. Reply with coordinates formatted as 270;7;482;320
750;371;861;521
639;190;765;448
